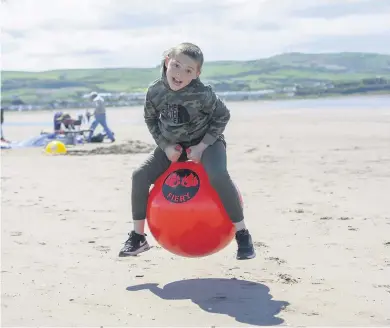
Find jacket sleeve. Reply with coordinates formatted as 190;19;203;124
201;86;231;145
143;89;171;150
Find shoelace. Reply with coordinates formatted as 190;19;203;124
126;232;147;246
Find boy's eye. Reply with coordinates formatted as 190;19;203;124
186;70;192;74
174;63;180;68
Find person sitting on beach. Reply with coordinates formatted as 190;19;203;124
118;42;256;260
53;112;83;133
86;92;115;143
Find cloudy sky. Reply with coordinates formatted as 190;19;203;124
1;0;390;71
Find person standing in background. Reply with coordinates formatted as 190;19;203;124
1;107;10;143
86;92;115;143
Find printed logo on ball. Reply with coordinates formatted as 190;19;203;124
162;169;200;203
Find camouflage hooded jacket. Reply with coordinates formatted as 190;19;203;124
144;71;231;150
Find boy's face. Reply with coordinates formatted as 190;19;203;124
165;53;200;91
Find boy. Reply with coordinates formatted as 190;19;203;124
119;42;255;260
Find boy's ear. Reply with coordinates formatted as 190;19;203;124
164;56;170;68
196;69;201;77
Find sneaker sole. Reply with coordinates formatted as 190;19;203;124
119;243;151;257
237;252;256;260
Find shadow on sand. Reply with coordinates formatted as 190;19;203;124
127;278;289;326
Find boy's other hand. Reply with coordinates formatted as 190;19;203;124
187;142;208;163
164;144;183;162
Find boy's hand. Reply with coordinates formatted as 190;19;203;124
164;144;183;162
187;142;208;163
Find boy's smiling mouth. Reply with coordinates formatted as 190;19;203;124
172;77;182;87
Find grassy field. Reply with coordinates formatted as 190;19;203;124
2;52;390;104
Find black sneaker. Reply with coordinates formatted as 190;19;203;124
118;231;150;257
235;229;256;260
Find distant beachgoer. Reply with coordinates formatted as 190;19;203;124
85;111;92;123
1;107;9;142
53;112;84;133
86;92;115;143
53;112;64;132
1;107;4;138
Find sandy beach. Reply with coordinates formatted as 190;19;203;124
1;100;390;327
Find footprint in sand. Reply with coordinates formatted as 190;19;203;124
228;266;240;271
94;245;111;253
311;278;325;285
303;311;319;316
266;257;286;265
277;273;300;284
373;284;390;293
245;147;257;153
254;241;268;248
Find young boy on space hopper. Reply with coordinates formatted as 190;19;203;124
119;42;255;260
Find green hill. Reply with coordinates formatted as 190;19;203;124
1;52;390;104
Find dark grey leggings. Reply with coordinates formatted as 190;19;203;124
131;140;244;223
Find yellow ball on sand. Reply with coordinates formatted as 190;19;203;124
44;141;67;155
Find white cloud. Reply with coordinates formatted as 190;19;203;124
1;0;389;71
